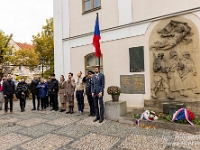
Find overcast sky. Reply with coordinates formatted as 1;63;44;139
0;0;53;43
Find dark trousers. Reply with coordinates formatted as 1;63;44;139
94;95;104;119
87;95;95;115
76;90;84;112
32;94;40;109
20;96;26;111
41;98;47;109
4;95;13;112
50;93;58;110
46;96;50;107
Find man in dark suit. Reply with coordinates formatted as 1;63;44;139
3;74;15;114
91;66;105;123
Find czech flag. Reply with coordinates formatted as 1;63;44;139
92;14;102;58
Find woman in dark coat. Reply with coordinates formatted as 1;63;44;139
16;77;29;112
37;78;48;111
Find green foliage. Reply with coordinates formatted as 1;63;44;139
32;18;54;78
0;30;13;63
8;48;40;67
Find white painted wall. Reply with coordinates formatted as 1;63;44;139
53;0;64;77
118;0;132;25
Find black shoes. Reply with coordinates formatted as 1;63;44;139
31;108;36;111
93;117;100;122
99;119;104;123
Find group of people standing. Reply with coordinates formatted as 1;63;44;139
0;66;105;123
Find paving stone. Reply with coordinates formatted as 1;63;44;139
0;100;199;150
53;123;93;138
47;117;78;126
0;118;19;125
0;133;31;150
70;133;120;150
21;134;73;150
119;134;167;150
76;116;107;126
171;132;200;150
17;118;48;127
16;124;60;137
0;124;24;136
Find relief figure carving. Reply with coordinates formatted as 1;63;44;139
180;51;200;94
150;20;192;50
167;51;187;97
151;53;174;99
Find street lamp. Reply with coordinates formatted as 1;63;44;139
40;57;46;78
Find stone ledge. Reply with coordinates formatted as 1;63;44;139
119;115;200;133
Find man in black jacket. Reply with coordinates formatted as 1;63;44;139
30;75;39;110
3;74;15;114
49;74;59;111
16;78;28;112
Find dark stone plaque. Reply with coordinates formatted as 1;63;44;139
120;74;145;94
129;46;144;72
163;101;185;115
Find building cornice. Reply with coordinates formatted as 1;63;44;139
63;7;200;42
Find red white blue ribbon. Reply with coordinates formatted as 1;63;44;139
172;108;194;125
136;111;152;126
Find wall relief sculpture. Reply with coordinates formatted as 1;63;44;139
150;17;200;101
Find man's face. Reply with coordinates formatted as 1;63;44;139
68;74;72;80
21;78;25;82
7;75;11;80
94;68;99;73
51;76;55;79
88;74;93;78
77;72;81;78
40;78;44;83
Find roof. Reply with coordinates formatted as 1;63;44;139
16;42;34;50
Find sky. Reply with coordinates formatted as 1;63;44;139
0;0;53;44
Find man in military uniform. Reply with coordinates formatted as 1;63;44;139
84;71;95;116
151;53;174;99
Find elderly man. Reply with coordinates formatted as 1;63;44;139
3;74;15;114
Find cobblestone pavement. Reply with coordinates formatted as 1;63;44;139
0;100;199;150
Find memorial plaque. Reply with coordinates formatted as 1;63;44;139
129;46;144;72
120;74;145;94
163;101;184;115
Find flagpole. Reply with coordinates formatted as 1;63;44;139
97;13;101;72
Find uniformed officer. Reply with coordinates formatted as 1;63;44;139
84;71;95;116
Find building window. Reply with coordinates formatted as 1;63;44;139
85;53;103;74
82;0;101;14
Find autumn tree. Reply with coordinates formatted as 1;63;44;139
0;30;13;76
8;48;40;68
32;18;54;78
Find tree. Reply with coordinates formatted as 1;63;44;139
8;48;40;68
0;31;13;62
0;30;13;76
32;18;54;78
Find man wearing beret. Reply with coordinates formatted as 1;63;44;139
91;66;105;123
85;71;95;116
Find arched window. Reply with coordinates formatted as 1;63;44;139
85;53;103;74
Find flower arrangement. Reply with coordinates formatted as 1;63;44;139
107;86;121;95
172;108;195;125
136;110;158;126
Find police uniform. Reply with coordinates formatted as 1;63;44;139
86;71;95;116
